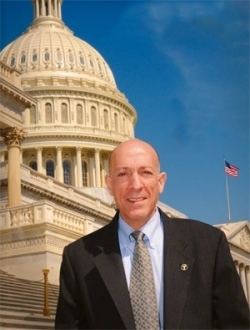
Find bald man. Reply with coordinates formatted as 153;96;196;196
55;139;249;330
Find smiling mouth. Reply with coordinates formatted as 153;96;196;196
127;197;146;203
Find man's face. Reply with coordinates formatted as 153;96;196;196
106;140;166;228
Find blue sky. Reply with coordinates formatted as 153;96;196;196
1;0;249;225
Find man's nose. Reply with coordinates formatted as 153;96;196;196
130;173;143;189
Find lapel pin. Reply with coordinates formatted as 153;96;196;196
180;263;188;271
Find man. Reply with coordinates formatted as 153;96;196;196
55;139;249;329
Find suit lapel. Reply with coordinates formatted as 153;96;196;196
161;211;194;329
93;214;135;330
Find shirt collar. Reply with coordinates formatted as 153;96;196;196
118;209;162;249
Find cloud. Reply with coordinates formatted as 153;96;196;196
137;1;249;145
143;1;225;37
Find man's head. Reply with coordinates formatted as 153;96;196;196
106;139;167;229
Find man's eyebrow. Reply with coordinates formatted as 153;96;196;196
114;166;155;171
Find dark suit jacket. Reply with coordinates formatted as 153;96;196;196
55;209;249;329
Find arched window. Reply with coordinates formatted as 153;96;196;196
63;160;72;185
103;109;109;130
82;161;88;187
61;103;69;123
46;160;55;177
10;55;16;67
20;52;26;64
29;161;37;171
79;52;85;65
68;50;74;63
30;106;37;124
122;116;126;133
114;113;119;131
89;57;94;68
44;49;50;62
32;51;38;63
45;103;53;123
76;104;83;124
97;60;102;74
91;106;97;127
56;48;62;63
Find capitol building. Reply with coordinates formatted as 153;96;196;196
0;0;187;285
0;0;249;327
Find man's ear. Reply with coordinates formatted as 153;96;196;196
158;172;167;193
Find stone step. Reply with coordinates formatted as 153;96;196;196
0;293;57;307
0;273;58;290
0;291;57;303
0;300;56;311
0;310;54;322
0;316;54;329
0;304;56;315
0;300;56;312
0;277;58;292
0;321;54;330
0;269;58;329
0;282;58;296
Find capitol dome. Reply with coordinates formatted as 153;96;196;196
0;2;116;88
0;0;136;193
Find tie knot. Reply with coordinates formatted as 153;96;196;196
131;230;145;242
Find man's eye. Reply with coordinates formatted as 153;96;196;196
142;170;153;176
117;172;127;177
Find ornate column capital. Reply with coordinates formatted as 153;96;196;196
1;127;26;147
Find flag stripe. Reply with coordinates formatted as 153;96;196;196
225;161;239;177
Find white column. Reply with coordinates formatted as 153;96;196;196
37;148;43;173
36;0;39;17
239;264;248;300
95;149;101;187
2;127;25;207
20;149;23;164
54;0;58;17
89;156;95;187
76;148;83;188
246;266;250;305
101;155;109;187
234;260;239;274
0;152;5;162
58;0;62;19
56;147;63;182
48;0;51;15
41;0;45;15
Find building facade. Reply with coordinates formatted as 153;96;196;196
0;0;186;285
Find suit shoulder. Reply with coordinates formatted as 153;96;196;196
167;217;224;239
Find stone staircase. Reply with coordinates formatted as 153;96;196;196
0;269;58;329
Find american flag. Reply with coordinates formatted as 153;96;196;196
225;161;239;177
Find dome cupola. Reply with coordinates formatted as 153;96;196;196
0;0;117;89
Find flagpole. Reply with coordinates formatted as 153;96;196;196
225;168;231;221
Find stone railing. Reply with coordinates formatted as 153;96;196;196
24;125;132;142
0;163;114;218
0;61;21;87
20;164;114;217
0;200;86;234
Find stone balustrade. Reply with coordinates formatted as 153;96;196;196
0;61;21;87
0;200;86;234
0;163;114;218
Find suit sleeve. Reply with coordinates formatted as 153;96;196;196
212;231;250;329
55;246;89;329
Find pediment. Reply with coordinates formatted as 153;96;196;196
217;221;250;253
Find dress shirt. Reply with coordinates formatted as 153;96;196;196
118;209;164;329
